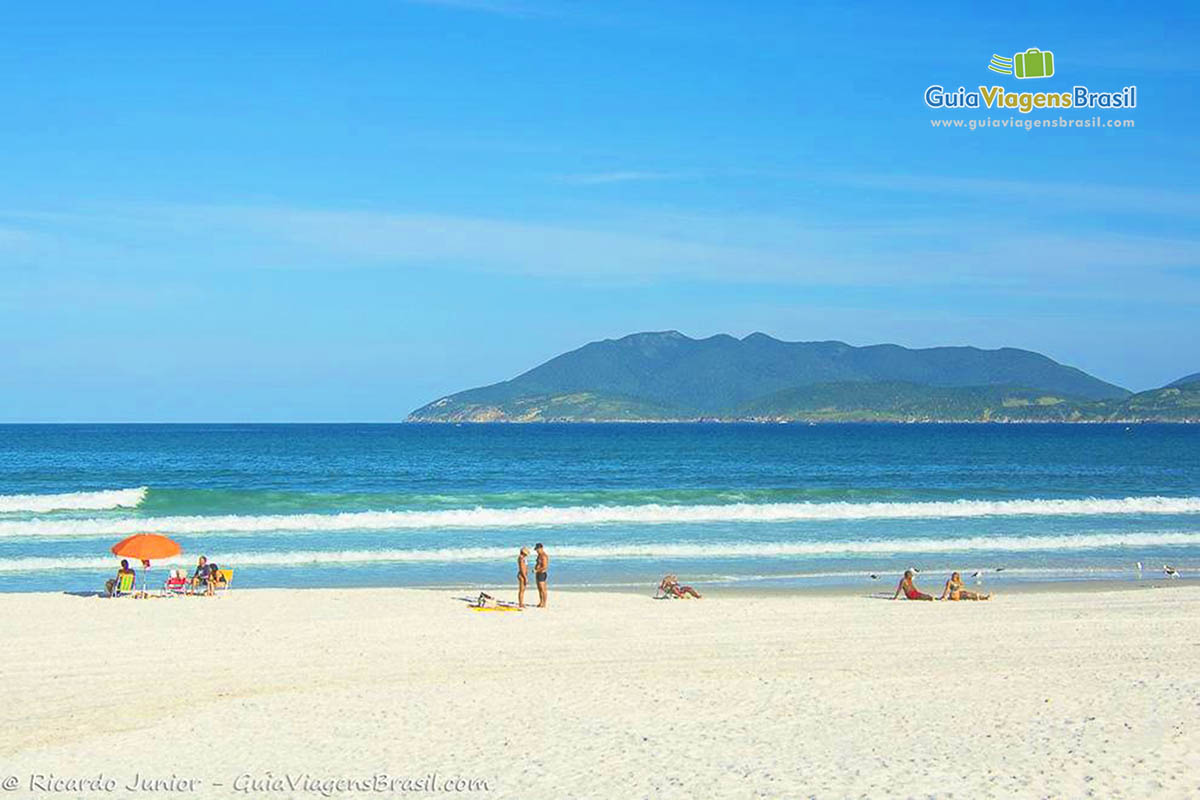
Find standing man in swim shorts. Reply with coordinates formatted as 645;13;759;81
517;547;529;608
534;543;549;608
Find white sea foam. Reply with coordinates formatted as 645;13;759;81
6;530;1200;572
1;495;1198;538
0;487;147;514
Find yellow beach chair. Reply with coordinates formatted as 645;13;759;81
212;568;234;593
110;572;136;598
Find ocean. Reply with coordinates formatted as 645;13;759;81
1;423;1197;594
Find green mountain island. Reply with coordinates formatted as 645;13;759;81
407;332;1200;423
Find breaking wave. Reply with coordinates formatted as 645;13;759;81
1;495;1198;538
4;530;1200;572
0;487;147;514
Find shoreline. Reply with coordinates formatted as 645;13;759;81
4;568;1196;598
7;573;1196;600
567;575;1199;598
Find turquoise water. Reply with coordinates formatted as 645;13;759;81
1;423;1197;593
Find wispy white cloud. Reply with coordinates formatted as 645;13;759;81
844;174;1200;217
0;226;36;249
2;202;1196;303
402;0;528;14
556;167;806;186
557;171;692;185
399;0;579;19
190;205;802;281
1066;46;1200;75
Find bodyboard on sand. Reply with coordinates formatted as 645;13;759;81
469;605;522;612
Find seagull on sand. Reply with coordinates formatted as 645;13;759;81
1163;565;1180;579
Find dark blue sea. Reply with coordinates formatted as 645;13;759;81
1;424;1197;593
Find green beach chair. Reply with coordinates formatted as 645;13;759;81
110;572;136;598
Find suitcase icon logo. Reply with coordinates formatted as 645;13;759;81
1014;48;1054;78
987;48;1055;79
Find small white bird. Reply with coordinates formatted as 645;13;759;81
1163;565;1180;579
1136;561;1143;572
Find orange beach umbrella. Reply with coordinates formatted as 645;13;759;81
111;533;181;561
111;534;181;594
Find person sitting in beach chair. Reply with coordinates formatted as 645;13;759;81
105;560;136;597
892;570;934;601
656;574;702;599
191;556;216;595
939;571;990;601
162;568;188;596
198;562;223;596
210;567;231;593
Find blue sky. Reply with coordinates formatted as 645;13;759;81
1;0;1196;420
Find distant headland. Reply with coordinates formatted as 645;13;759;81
408;331;1199;423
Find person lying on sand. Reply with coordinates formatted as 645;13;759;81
939;571;990;601
658;574;702;598
892;570;934;601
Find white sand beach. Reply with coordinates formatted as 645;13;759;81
1;585;1198;799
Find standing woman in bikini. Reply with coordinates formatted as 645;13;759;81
892;569;934;601
517;547;529;608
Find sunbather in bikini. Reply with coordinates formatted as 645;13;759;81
517;547;529;609
939;571;990;601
